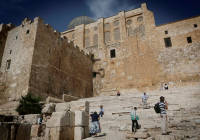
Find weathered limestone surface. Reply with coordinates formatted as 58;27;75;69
55;103;71;112
0;123;31;140
74;127;84;140
82;83;200;140
24;114;40;124
154;135;180;140
0;24;15;67
74;111;89;127
42;103;55;114
62;3;200;94
46;111;74;127
0;17;93;107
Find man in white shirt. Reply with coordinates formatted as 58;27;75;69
159;96;168;135
142;92;149;109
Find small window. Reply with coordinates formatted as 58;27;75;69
194;24;198;28
165;30;168;34
126;20;132;25
16;36;18;40
110;49;116;58
6;59;11;70
9;50;12;54
93;72;97;78
164;37;172;47
26;30;30;34
137;16;143;22
187;37;192;43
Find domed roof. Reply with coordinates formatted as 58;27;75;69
67;16;95;30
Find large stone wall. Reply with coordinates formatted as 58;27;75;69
0;17;93;103
0;24;15;67
29;18;93;100
157;42;200;82
62;3;200;94
0;18;38;101
62;3;161;94
152;15;200;83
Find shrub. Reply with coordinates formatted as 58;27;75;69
16;93;42;115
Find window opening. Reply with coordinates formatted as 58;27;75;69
110;49;116;58
164;37;172;48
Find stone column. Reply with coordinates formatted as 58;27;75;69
74;24;85;50
118;11;127;41
97;18;104;49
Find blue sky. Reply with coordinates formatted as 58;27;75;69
0;0;200;32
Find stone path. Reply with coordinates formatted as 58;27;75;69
82;83;200;140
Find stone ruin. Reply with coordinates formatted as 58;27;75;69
0;100;90;140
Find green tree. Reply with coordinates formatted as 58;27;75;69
16;93;42;115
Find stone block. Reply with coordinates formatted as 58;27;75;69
42;103;55;114
69;111;75;127
85;101;89;113
84;126;89;138
74;127;84;140
15;124;32;140
75;111;84;126
24;114;40;124
46;126;74;140
70;101;89;112
55;103;71;112
46;111;72;127
49;127;60;140
155;135;179;140
126;132;150;139
31;125;40;137
75;111;89;127
46;96;64;103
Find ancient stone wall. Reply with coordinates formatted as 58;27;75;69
0;24;15;67
29;18;93;100
62;3;161;94
152;15;200;83
0;18;38;101
62;3;200;94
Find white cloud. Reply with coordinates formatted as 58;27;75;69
86;0;135;19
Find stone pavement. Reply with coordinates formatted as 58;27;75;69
82;83;200;140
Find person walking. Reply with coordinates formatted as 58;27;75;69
164;83;168;90
99;105;104;117
142;92;149;109
159;96;168;135
90;111;100;136
130;107;139;132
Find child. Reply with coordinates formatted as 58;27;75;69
130;107;139;132
99;105;104;117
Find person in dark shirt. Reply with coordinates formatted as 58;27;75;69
90;111;100;135
164;83;168;90
91;111;99;122
117;90;121;96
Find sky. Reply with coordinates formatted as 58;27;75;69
0;0;200;32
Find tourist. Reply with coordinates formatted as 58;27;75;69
117;90;121;96
130;107;139;132
37;114;43;125
142;92;149;108
99;105;104;117
90;111;100;136
164;83;168;90
159;96;168;135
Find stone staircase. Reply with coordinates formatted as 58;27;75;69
82;83;200;140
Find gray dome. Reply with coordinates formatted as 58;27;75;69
68;16;95;30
